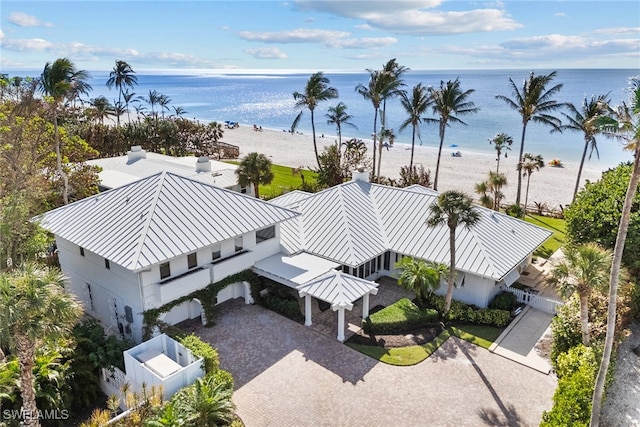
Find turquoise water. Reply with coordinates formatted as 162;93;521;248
20;68;639;168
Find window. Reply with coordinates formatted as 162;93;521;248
383;252;391;270
234;236;243;253
187;252;197;269
212;244;221;261
160;262;171;279
79;247;85;257
240;187;247;194
358;265;365;278
104;258;110;269
86;283;94;311
256;226;276;243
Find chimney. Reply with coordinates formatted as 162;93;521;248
351;165;370;183
127;145;147;162
196;156;211;172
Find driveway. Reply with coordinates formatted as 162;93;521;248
193;299;557;427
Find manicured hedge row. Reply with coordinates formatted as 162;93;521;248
262;295;303;322
424;293;512;327
363;298;439;334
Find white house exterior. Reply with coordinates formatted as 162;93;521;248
38;171;298;342
87;145;252;196
38;168;552;343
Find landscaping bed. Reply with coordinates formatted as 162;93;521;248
346;324;444;348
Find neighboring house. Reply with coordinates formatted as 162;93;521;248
87;145;252;196
38;171;298;342
269;171;553;310
38;169;551;343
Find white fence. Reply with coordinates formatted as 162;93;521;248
506;287;564;314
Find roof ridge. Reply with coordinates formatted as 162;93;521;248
337;185;358;266
368;184;392;250
130;171;167;269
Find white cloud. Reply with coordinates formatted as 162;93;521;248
238;28;349;43
327;37;397;49
221;25;230;31
355;24;372;30
1;37;55;51
554;12;567;18
294;0;520;35
245;47;288;59
593;27;640;36
304;17;315;22
9;12;52;27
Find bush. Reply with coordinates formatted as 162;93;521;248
212;368;234;389
262;295;303;321
423;293;511;327
363;298;435;334
423;308;439;323
179;334;220;375
489;291;518;311
505;204;524;218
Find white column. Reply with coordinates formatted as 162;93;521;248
337;308;345;342
304;294;313;326
243;282;254;304
362;293;370;319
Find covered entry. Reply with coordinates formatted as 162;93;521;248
253;253;379;341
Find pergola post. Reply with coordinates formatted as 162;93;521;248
243;282;254;304
362;293;370;319
337;307;345;342
304;294;313;326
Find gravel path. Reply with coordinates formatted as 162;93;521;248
601;321;640;427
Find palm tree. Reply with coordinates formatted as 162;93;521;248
399;83;431;171
106;60;138;126
172;106;189;118
546;243;612;346
488;133;513;174
376;127;395;178
427;78;479;191
39;58;92;205
559;94;611;203
590;77;640;427
0;264;82;427
88;96;114;125
173;376;235;427
122;89;137;123
356;69;385;181
519;153;545;213
395;257;448;306
292;72;339;169
475;171;507;211
380;58;408;128
235;152;274;199
158;94;171;119
495;71;564;205
426;191;481;314
326;102;357;157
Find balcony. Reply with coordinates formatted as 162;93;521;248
156;267;211;305
211;250;254;282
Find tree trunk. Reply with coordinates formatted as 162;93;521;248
590;151;640;426
580;292;590;346
573;137;589;203
444;226;456;314
372;109;378;182
377;134;383;182
253;182;259;199
53;108;69;205
525;174;531;214
433;123;446;191
311;108;321;170
515;123;528;206
409;126;416;171
16;338;41;427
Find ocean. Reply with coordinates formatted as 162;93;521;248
27;68;639;169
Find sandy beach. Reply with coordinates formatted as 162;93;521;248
221;124;605;210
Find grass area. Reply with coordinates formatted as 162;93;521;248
225;161;318;199
525;214;567;259
346;323;506;365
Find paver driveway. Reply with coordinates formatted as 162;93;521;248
194;300;557;427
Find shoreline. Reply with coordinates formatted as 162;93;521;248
220;124;610;209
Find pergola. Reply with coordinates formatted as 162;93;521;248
253;253;379;341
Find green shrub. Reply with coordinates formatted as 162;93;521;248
423;308;439;323
179;334;220;375
505;204;524;218
423;293;511;327
489;291;518;311
262;295;303;322
364;298;431;334
212;368;234;390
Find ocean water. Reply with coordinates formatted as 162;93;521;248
49;68;640;169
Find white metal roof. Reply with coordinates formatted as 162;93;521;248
38;171;299;271
276;181;552;281
87;152;239;190
252;252;340;287
297;271;379;310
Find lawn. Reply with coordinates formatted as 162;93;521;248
225;161;318;199
525;214;567;259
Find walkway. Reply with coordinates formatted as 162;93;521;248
194;299;557;427
489;306;555;374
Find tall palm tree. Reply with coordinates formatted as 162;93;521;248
488;133;513;174
122;89;137;123
326;102;357;157
427;78;479;191
426;191;480;314
356;69;385;181
547;243;613;346
496;71;564;205
235;152;274;199
88;96;114;125
519;153;545;213
0;264;82;427
106;60;138;126
395;257;448;306
591;77;640;427
559;94;611;203
292;72;338;169
399;83;431;171
379;58;408;133
158;94;171;119
39;58;92;205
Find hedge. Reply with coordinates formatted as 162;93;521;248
489;291;518;311
424;293;512;327
179;334;220;375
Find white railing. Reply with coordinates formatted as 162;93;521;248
506;287;564;314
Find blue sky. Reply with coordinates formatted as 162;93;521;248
1;0;639;73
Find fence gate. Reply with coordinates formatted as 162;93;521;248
505;287;564;314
